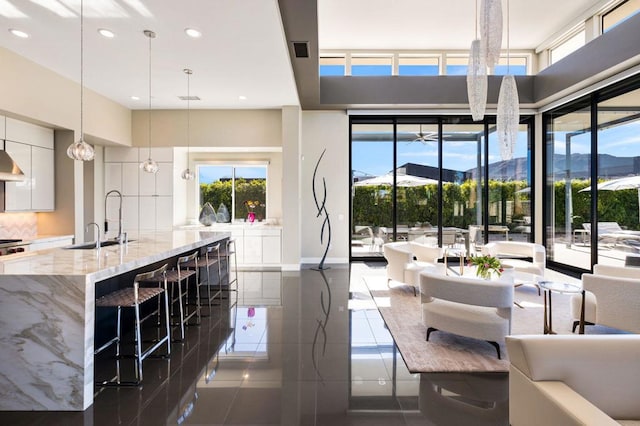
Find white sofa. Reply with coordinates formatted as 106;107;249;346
419;269;513;358
569;264;640;333
383;241;444;295
482;241;546;276
507;335;640;426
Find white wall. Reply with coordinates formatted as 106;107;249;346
300;111;349;264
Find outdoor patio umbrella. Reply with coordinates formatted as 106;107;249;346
581;175;640;219
354;173;438;187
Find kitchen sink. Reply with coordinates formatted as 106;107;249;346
64;240;135;249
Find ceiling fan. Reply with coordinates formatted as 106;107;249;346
411;124;439;143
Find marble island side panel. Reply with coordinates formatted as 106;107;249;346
0;230;230;411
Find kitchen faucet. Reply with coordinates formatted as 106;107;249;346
104;190;123;243
86;222;100;250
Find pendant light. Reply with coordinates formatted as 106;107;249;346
497;0;519;161
140;30;159;174
467;0;487;121
480;0;502;69
67;0;95;162
181;68;195;180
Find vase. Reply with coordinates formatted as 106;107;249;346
198;202;217;226
247;211;256;223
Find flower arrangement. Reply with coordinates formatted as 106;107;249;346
244;200;261;212
467;255;503;279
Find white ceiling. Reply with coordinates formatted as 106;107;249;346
0;0;299;110
318;0;610;51
0;0;616;112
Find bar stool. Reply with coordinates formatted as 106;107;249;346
184;243;222;312
145;251;200;341
94;263;171;386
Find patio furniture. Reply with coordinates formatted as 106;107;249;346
419;269;514;359
569;264;640;333
506;334;640;426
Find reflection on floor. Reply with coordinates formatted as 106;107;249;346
0;264;508;425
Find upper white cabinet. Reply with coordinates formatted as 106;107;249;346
0;115;5;139
105;147;174;232
3;118;55;212
30;146;55;210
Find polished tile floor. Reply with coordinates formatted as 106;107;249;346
0;264;508;425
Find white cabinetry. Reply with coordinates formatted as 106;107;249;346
3;118;55;212
206;225;281;266
1;115;5;139
104;147;173;234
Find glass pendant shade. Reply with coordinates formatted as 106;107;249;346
480;0;502;67
466;39;487;121
67;138;95;161
181;168;195;180
497;74;519;161
140;157;159;173
67;0;94;162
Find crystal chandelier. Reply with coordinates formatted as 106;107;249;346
181;68;195;180
67;0;95;162
496;0;519;161
480;0;502;69
467;0;487;121
140;30;159;174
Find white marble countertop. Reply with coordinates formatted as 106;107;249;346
0;230;230;282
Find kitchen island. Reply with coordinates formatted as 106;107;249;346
0;230;230;411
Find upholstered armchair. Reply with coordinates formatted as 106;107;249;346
482;241;546;276
506;335;640;425
383;242;444;296
419;270;513;358
569;264;640;333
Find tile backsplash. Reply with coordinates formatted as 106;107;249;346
0;213;37;239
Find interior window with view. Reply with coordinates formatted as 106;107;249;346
198;165;267;223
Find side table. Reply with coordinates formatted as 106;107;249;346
537;281;585;335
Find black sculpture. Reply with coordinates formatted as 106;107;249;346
312;148;331;270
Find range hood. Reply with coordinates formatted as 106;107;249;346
0;150;25;181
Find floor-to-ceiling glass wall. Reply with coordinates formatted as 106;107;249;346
351;116;533;261
544;75;640;273
351;121;395;257
544;99;592;271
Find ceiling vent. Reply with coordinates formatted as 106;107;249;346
292;41;309;58
179;95;200;101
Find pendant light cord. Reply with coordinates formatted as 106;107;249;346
148;31;152;159
80;0;83;139
506;0;510;74
186;69;191;167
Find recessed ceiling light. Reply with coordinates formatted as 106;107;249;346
239;95;247;101
9;29;29;39
184;28;202;38
98;28;115;38
130;96;140;101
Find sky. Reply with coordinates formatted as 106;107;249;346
199;165;266;184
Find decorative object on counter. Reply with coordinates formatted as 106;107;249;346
468;254;503;280
217;203;230;223
140;30;159;174
244;200;261;223
66;0;95;162
180;68;196;180
198;202;216;226
312;148;331;270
